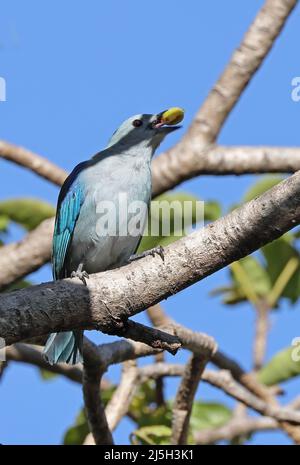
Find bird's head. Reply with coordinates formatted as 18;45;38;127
107;107;184;151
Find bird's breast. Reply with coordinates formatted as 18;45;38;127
68;156;151;274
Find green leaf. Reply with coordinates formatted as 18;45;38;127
150;192;201;232
210;285;246;305
130;425;172;445
0;215;8;232
190;401;232;432
101;385;116;405
138;232;165;253
63;410;89;445
138;192;201;253
213;256;271;306
63;386;115;445
204;201;222;222
39;369;58;381
3;280;31;293
293;228;300;239
129;381;172;427
257;346;300;386
243;176;283;202
262;237;300;304
0;198;55;231
138;228;187;252
138;192;221;254
131;401;232;445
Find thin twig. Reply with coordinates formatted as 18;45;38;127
105;361;139;432
171;354;209;444
253;300;270;370
121;320;181;355
195;415;277;445
154;352;166;407
6;343;83;383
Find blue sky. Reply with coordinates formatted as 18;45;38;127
1;0;300;445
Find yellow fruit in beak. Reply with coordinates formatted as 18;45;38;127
161;107;184;125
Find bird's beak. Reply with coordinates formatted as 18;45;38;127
153;107;184;132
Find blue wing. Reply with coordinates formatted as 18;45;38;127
52;161;89;280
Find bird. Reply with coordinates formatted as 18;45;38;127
43;108;184;365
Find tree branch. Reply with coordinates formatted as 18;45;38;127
8;343;300;443
82;359;113;445
3;143;300;291
253;300;270;370
151;304;279;402
6;343;83;383
119;320;181;355
0;140;67;186
171;354;209;445
1;4;298;293
106;362;300;428
202;369;300;424
2;170;300;344
191;146;300;177
105;360;139;432
195;415;277;445
0;217;54;291
154;351;166;407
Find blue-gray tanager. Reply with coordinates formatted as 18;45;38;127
43;108;184;365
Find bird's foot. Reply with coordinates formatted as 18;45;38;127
71;265;89;286
129;245;165;263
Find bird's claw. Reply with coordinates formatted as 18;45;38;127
129;245;165;263
71;270;89;286
150;245;165;261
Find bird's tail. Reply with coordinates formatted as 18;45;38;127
43;330;83;365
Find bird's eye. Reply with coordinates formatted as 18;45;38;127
132;119;143;128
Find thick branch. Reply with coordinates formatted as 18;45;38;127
204;146;300;175
2;171;300;344
3;145;300;291
154;146;300;185
3;143;300;291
